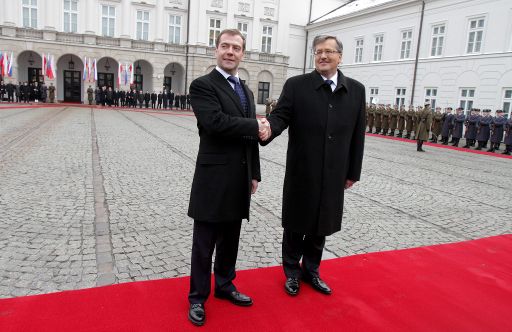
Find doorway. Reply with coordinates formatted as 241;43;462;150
63;70;81;102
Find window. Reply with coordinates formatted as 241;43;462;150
425;88;438;109
459;88;475;113
63;0;78;33
466;17;485;53
209;18;222;47
354;38;363;63
400;30;412;59
238;2;250;13
261;26;273;53
237;22;248;40
395;88;406;107
169;14;181;44
136;10;149;40
373;34;383;61
22;0;38;28
502;89;512;117
258;82;270;104
101;5;115;37
431;24;445;56
369;87;379;104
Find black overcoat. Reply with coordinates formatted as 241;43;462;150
264;70;365;236
476;116;492;141
441;113;454;137
490;117;507;143
188;69;260;222
452;114;465;139
505;119;512;145
465;115;480;139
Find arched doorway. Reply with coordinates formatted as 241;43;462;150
17;51;43;84
133;59;153;93
57;54;84;102
97;57;119;89
163;62;184;93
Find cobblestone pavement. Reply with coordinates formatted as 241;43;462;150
0;106;511;298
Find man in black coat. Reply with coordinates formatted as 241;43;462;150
441;107;454;145
150;91;157;108
451;107;466;147
488;110;507;152
187;29;268;326
144;91;150;108
475;109;492;150
262;35;365;297
502;117;512;155
463;108;481;148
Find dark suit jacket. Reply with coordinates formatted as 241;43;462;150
188;69;261;222
264;69;366;236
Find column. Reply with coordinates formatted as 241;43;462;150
120;0;131;38
84;0;96;34
154;0;165;42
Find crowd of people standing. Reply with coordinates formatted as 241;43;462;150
0;80;55;103
87;85;190;110
366;104;512;155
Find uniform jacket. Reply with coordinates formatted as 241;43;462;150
188;69;260;222
452;114;465;139
441;113;454;137
264;70;365;236
476;115;492;141
504;119;512;145
416;108;433;141
490;116;507;143
465;114;480;139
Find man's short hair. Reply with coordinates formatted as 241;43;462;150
215;29;246;51
312;35;343;53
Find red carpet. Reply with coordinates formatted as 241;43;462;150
367;132;512;159
1;235;511;331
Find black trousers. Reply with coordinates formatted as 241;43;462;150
282;229;325;279
189;219;242;304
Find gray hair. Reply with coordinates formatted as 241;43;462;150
312;35;343;53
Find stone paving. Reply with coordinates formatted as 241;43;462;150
0;106;511;298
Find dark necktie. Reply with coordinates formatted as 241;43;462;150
324;79;334;91
227;76;249;117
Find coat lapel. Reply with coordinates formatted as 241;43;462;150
209;69;246;117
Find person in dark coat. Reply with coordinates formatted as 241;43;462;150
162;87;168;109
475;109;492;150
87;86;94;105
150;91;157;108
138;90;144;108
180;94;186;109
405;105;415;139
451;107;465;147
262;35;365;297
488;110;507;152
144;91;150;108
15;83;21;102
431;107;443;143
397;105;407;137
416;105;433;151
502;117;512;155
157;91;163;109
374;105;383;134
6;82;15;102
174;94;180;108
389;105;399;136
463;108;481;148
186;94;191;109
441;107;454;145
169;90;175;109
187;29;267;327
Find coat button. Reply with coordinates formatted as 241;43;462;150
328;104;333;109
241;159;247;165
328;135;333;140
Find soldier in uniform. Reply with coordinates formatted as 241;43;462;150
381;105;391;135
463;108;480;148
488;110;507;152
151;91;157;108
451;108;465;147
265;97;273;117
157;91;163;109
413;106;423;140
405;105;415;139
374;104;383;134
366;103;375;133
138;90;144;108
389;105;399;136
48;83;56;103
396;105;407;137
6;81;15;102
475;109;492;150
431;107;443;143
502;116;512;155
415;104;433;152
441;107;454;144
87;85;94;105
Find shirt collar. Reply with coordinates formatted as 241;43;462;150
216;66;239;81
320;72;338;88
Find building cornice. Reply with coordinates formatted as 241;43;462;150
306;0;421;31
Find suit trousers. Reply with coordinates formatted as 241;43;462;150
188;219;242;304
282;229;325;279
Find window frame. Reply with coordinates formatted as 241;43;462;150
373;34;384;62
424;87;438;109
466;16;486;54
459;87;476;113
101;5;116;37
261;25;273;53
395;87;406;107
136;10;150;41
208;18;222;47
22;0;38;29
63;0;78;33
354;37;364;63
168;14;182;44
430;23;446;57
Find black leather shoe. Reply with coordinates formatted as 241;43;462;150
214;291;253;306
188;303;205;326
284;277;300;296
304;277;332;295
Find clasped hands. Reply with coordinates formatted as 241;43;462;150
258;118;272;141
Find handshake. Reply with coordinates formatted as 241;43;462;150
258;118;272;141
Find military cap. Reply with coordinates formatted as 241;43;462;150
482;109;491;113
496;110;503;113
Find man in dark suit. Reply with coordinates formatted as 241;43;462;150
187;28;269;326
261;35;365;297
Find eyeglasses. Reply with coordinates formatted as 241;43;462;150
313;49;341;56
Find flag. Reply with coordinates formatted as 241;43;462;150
88;57;92;82
42;53;47;77
83;56;88;81
7;51;13;77
129;63;134;84
46;54;56;80
124;62;129;85
0;51;4;77
118;62;122;87
92;58;97;81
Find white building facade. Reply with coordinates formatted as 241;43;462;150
305;0;512;116
0;0;310;103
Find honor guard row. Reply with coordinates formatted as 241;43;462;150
366;104;512;154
